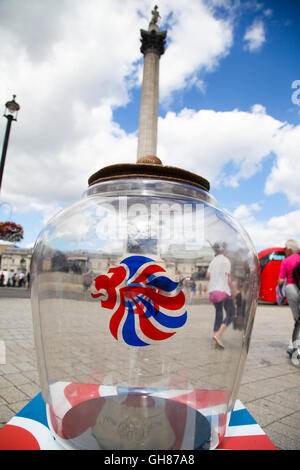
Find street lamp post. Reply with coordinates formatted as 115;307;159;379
0;95;20;192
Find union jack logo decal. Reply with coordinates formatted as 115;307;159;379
91;255;187;347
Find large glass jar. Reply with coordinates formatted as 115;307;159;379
31;170;259;450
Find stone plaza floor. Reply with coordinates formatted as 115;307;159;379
0;293;299;450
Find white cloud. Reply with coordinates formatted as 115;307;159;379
263;9;273;18
4;96;300;252
265;124;300;206
251;103;266;114
156;107;300;252
0;0;236;221
54;210;92;242
0;0;146;214
243;20;265;52
157;106;300;213
158;106;282;185
159;0;233;98
233;206;300;252
0;0;298;254
233;203;261;223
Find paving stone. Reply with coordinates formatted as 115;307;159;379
20;382;41;399
0;386;29;404
0;364;20;375
22;372;39;386
8;400;29;415
264;388;300;412
279;410;300;429
265;421;300;449
0;405;15;427
15;362;37;372
0;375;12;388
264;426;300;450
0;297;299;449
246;398;295;427
5;372;31;387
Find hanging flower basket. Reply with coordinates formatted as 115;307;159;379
0;221;24;242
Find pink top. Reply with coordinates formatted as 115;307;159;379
279;253;300;285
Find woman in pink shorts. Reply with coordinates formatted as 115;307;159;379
278;239;300;355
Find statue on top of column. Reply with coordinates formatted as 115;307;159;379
149;5;161;27
140;5;166;56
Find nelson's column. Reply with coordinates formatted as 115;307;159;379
137;6;167;163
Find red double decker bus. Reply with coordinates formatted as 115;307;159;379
258;247;285;303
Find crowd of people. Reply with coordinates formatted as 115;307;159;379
0;270;30;288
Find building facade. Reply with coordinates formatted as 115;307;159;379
0;247;32;275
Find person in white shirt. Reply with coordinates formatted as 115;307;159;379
206;242;235;349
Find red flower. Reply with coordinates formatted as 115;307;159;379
0;221;24;242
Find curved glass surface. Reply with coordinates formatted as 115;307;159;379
31;178;259;450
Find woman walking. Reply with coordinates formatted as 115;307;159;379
206;242;235;349
278;239;300;356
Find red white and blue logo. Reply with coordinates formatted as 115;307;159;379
91;255;187;347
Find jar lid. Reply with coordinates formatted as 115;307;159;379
88;156;210;192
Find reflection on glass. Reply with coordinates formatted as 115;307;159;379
31;179;259;450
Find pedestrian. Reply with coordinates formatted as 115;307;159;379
206;242;236;349
278;239;300;356
83;270;93;292
189;279;196;299
18;272;25;287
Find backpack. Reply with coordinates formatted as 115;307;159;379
293;262;300;288
276;282;286;305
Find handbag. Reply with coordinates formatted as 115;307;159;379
276;282;286;305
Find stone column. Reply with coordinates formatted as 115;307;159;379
137;24;167;161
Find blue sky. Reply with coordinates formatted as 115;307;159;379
0;0;300;252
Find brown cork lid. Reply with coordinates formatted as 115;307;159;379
88;155;210;192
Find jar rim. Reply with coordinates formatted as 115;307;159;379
83;177;217;206
88;163;210;192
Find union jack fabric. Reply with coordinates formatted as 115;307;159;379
0;383;276;450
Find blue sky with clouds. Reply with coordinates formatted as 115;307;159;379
0;0;300;252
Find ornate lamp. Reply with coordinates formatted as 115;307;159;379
4;95;20;120
0;95;20;191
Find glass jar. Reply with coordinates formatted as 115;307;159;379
31;175;259;450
